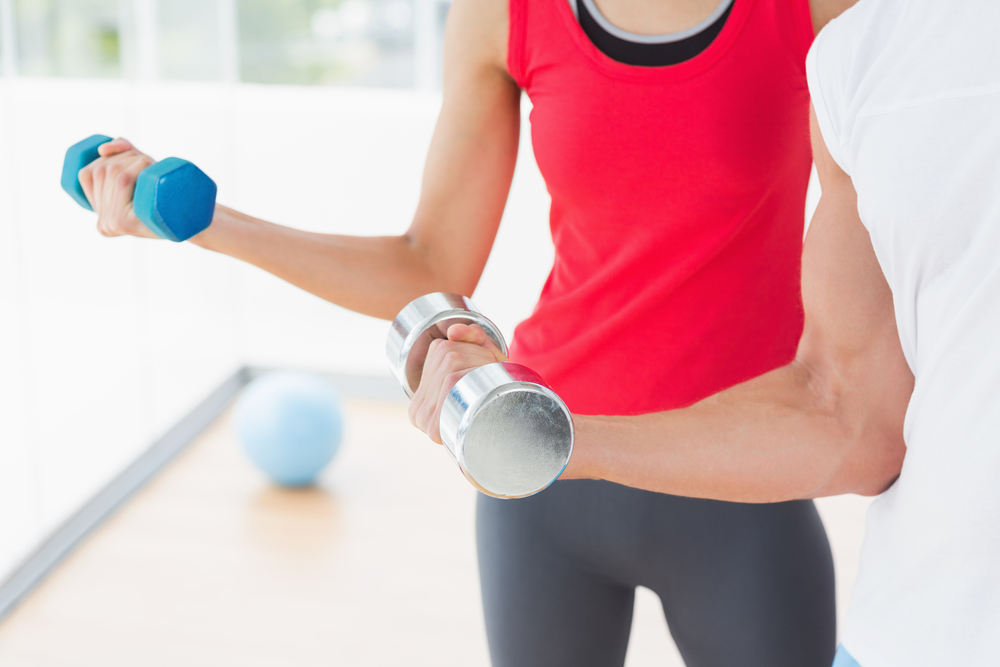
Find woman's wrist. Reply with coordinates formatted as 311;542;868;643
190;204;249;252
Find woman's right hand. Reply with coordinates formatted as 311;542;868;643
77;138;161;239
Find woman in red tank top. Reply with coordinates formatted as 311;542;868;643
84;0;855;664
510;0;813;413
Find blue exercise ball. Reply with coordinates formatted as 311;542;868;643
234;372;343;487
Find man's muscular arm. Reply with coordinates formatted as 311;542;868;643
562;107;913;501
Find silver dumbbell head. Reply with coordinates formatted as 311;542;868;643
386;293;508;398
441;362;574;499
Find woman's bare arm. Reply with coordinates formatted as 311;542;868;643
78;0;519;320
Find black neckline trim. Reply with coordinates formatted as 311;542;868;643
576;0;734;67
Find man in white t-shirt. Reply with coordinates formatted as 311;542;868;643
801;2;1000;664
408;0;1000;665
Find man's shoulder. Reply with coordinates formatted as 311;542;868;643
805;0;897;173
812;0;896;61
807;0;905;110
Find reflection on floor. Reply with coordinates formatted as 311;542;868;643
0;397;870;666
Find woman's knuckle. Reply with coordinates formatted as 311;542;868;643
446;354;469;373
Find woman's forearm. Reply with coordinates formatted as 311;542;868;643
192;205;449;320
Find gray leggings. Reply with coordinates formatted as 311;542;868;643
477;480;835;667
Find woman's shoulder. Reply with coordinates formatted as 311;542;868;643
446;0;511;74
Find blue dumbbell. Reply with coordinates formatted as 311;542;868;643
60;134;217;242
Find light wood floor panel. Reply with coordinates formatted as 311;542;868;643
0;398;490;667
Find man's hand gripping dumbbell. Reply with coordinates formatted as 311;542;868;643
388;293;574;499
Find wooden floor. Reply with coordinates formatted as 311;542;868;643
0;396;871;666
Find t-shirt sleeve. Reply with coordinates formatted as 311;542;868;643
806;26;851;175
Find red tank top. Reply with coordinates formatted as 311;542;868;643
506;0;815;416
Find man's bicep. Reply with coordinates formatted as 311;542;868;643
800;111;893;366
797;107;912;496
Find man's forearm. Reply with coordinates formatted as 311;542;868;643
566;360;900;503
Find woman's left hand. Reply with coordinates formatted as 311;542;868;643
408;323;509;444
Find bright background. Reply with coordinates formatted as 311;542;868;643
0;0;558;585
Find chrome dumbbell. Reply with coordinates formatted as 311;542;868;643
386;293;573;499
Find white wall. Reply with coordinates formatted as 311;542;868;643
0;77;554;581
0;74;40;586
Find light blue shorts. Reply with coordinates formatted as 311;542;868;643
833;646;862;667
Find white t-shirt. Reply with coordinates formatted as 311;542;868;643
806;1;1000;665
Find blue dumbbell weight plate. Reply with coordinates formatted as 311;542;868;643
60;134;114;210
133;158;217;242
